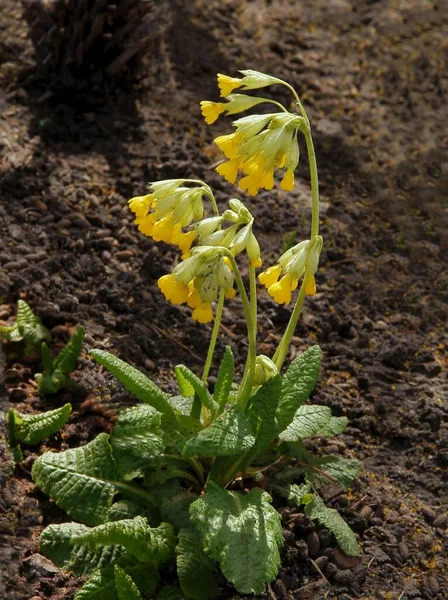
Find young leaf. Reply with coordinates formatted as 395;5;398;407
276;345;322;433
110;405;165;481
75;563;159;600
242;375;282;469
54;325;85;373
213;347;234;411
321;415;348;436
175;368;195;398
41;517;175;574
160;491;198;532
190;482;283;594
16;299;50;345
108;500;149;523
307;455;361;491
176;528;220;600
279;404;332;442
32;433;118;525
90;350;174;416
8;403;72;446
41;342;54;371
182;406;255;457
175;365;217;416
114;565;143;600
304;496;360;556
273;482;312;506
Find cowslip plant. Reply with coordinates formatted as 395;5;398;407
32;70;361;599
35;325;85;395
0;299;50;351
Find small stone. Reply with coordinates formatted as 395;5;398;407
318;529;331;548
306;531;320;556
433;513;447;528
271;578;287;597
115;250;134;261
366;546;390;564
421;505;437;522
3;369;22;383
398;542;410;561
333;546;360;569
325;563;337;578
9;387;27;401
358;505;374;521
23;554;59;576
144;358;156;372
427;576;440;595
282;528;296;545
295;539;309;559
314;555;328;571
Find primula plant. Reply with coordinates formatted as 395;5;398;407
32;70;360;599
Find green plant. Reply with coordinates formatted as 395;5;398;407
33;70;360;598
0;299;50;351
35;326;85;395
8;403;72;464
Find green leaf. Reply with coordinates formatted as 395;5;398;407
75;563;159;600
279;404;332;442
90;350;174;416
176;528;220;600
108;500;149;522
160;492;198;532
41;517;175;575
308;455;361;490
156;586;188;600
111;405;165;481
182;406;255;457
8;403;71;446
54;325;85;373
274;482;312;505
114;565;143;600
41;342;54;370
175;365;217;416
213;347;234;411
277;345;322;433
304;496;360;556
168;395;194;416
16;300;50;345
190;482;283;594
32;433;118;525
242;375;282;469
175;368;195;398
322;416;348;436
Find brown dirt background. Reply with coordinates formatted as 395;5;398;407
0;1;447;599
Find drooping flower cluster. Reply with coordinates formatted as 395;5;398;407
128;180;211;258
201;70;307;195
259;236;323;304
158;247;236;323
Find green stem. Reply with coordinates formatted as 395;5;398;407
184;179;219;217
114;481;156;504
202;289;225;383
273;279;307;371
303;127;320;238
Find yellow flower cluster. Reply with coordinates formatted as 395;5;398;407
201;71;307;196
128;180;208;258
158;248;236;323
259;236;323;304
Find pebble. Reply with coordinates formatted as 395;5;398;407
306;531;320;556
398;541;410;561
295;539;309;559
358;505;374;521
271;578;287;597
3;369;22;384
427;576;440;595
421;505;437;522
314;555;328;571
23;554;59;576
318;529;331;548
433;513;447;528
325;563;337;578
282;528;296;544
333;546;360;569
9;387;27;401
115;250;134;261
144;358;156;371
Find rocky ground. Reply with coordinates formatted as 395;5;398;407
0;1;447;599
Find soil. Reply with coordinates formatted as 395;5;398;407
1;1;447;599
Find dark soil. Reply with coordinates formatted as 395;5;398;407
1;1;447;599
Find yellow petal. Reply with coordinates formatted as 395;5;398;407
216;160;239;184
217;73;243;97
239;174;260;196
192;302;214;323
200;101;226;125
267;274;294;304
280;170;294;191
304;274;316;296
259;265;282;288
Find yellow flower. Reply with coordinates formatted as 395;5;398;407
214;133;241;159
187;288;202;308
152;215;177;243
280;169;295;191
259;265;282;288
217;73;243;97
225;288;236;299
157;274;189;305
267;274;297;304
200;101;226;125
192;302;214;323
239;174;260;196
216;160;240;184
172;229;196;258
304;273;316;296
135;212;158;236
128;194;153;218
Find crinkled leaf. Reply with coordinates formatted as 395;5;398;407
41;517;175;575
277;345;322;433
108;500;149;523
16;300;50;345
190;482;283;594
321;416;348;436
144;455;198;487
32;433;118;525
175;365;217;416
274;483;312;506
168;395;194;416
304;496;360;556
114;565;143;600
242;375;282;469
307;455;361;490
8;403;71;446
111;405;165;480
176;528;220;600
160;492;198;531
175;368;195;398
90;350;173;416
213;347;234;411
279;404;332;442
54;325;85;373
75;562;159;600
182;407;255;457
